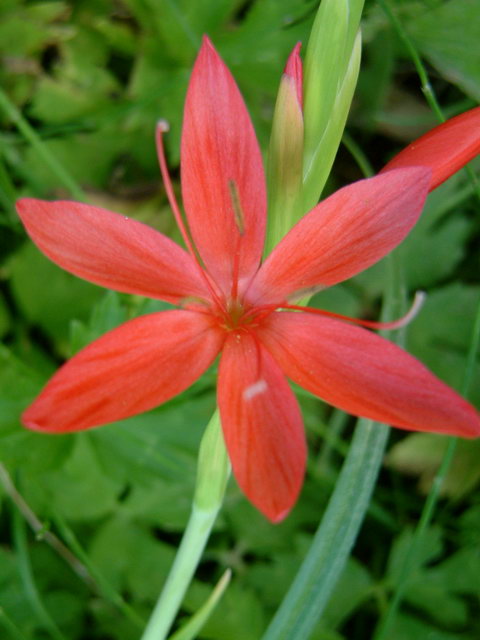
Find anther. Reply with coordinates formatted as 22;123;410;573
157;119;170;133
228;180;246;235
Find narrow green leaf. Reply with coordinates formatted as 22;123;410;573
12;507;67;640
0;88;86;201
302;0;365;208
302;30;362;211
168;570;232;640
262;419;389;640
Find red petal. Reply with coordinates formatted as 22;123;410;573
284;42;303;109
23;310;223;433
218;331;306;522
259;313;480;438
381;107;480;191
16;199;209;305
181;37;266;294
248;168;431;304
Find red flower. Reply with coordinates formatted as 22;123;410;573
17;38;480;522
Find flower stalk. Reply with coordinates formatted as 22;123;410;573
141;411;229;640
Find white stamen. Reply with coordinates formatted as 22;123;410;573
243;379;268;401
387;290;427;330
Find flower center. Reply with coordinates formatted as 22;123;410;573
224;298;248;330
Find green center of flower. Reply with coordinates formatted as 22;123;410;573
224;298;248;330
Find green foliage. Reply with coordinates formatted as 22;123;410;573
408;0;480;101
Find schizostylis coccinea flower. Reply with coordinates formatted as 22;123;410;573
17;37;480;522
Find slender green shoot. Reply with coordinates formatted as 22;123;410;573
0;89;86;201
54;514;146;629
12;506;68;640
168;569;232;640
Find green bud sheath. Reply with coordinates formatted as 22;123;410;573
303;0;364;207
265;73;305;255
303;29;362;212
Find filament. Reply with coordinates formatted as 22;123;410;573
228;179;246;301
243;291;426;330
281;290;427;330
155;121;225;313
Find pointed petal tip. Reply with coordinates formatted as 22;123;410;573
284;42;303;108
21;407;52;434
268;506;292;524
284;41;302;68
456;409;480;439
200;34;216;54
22;416;41;432
259;313;480;442
381;106;480;191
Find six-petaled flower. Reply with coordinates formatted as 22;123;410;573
17;37;480;521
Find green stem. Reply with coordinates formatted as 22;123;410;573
377;0;444;122
262;419;389;640
54;513;145;629
0;463;92;586
141;410;230;640
342;131;375;178
141;507;221;640
0;89;86;201
12;506;68;640
0;150;18;225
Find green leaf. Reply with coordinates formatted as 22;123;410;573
168;569;231;640
69;290;128;354
408;0;480;101
386;525;443;585
262;420;389;640
0;2;67;57
407;283;480;405
385;526;469;626
0;291;11;338
89;391;216;489
30;69;119;124
31;434;123;521
9;243;102;348
400;177;473;289
21;131;128;193
89;516;175;598
0;345;44;434
389;613;467;640
184;580;266;640
427;547;480;597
